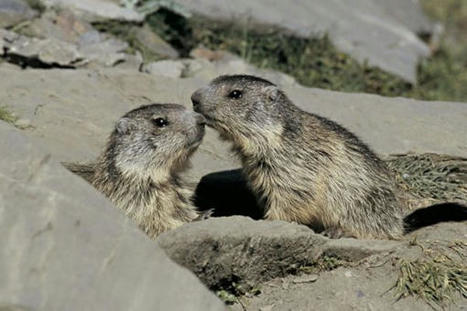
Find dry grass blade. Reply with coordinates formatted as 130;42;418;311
392;257;467;309
385;153;467;203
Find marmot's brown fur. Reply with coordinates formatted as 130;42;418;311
192;75;406;239
64;103;206;238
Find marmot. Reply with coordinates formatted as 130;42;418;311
64;103;206;239
191;75;406;239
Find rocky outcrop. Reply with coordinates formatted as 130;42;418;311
0;0;37;28
0;121;225;311
157;216;401;291
173;0;437;83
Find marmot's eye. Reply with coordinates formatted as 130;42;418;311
153;117;168;128
228;90;243;99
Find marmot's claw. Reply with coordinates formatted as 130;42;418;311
321;227;355;239
197;208;214;221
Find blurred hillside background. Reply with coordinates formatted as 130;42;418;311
0;0;465;102
105;0;467;101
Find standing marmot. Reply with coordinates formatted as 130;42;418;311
64;103;206;238
191;75;406;239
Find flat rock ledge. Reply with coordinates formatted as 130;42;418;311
0;121;225;311
158;216;402;291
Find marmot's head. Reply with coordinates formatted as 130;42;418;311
191;75;292;150
107;104;205;180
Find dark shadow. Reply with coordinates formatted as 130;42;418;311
194;169;263;219
2;53;76;69
404;202;467;234
195;170;467;233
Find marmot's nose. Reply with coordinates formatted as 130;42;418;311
191;91;202;110
195;113;206;126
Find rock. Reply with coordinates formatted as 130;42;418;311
373;0;435;35
18;10;167;68
181;52;297;87
173;0;436;82
185;57;297;87
0;121;225;311
0;29;82;67
39;0;143;22
14;118;32;129
142;59;186;78
77;30;129;67
143;54;297;86
157;216;401;290
114;50;143;70
0;0;37;28
229;221;467;311
157;216;327;289
18;9;131;67
130;24;179;60
0;305;31;311
0;28;132;68
22;9;94;44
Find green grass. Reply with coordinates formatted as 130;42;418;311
0;107;17;124
23;0;46;13
413;0;467;101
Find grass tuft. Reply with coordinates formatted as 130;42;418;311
299;255;348;274
392;257;467;308
385;153;467;203
0;107;17;124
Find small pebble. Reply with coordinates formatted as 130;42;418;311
259;305;274;311
15;118;32;129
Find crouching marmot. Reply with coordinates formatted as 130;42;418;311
65;103;206;238
192;75;406;239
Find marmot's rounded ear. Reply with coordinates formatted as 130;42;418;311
264;85;280;102
116;117;133;135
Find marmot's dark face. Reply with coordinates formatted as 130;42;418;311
109;104;205;177
191;75;284;147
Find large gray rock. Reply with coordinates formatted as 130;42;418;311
77;30;129;67
174;0;435;83
130;24;180;60
228;221;467;311
157;216;401;290
22;9;95;44
0;28;131;68
158;216;466;311
1;65;465;184
0;121;225;311
0;29;82;67
0;0;37;28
